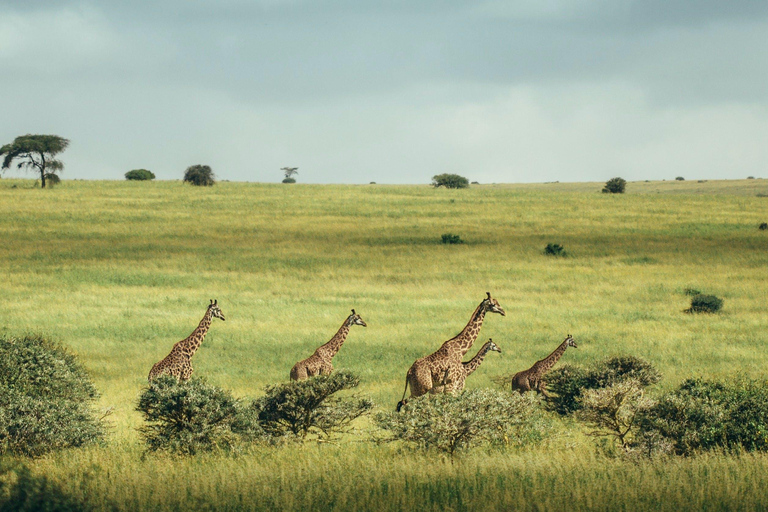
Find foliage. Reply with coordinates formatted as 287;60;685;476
183;165;215;186
281;167;299;180
0;460;92;512
683;287;702;296
577;379;654;453
252;371;373;440
685;293;723;313
125;169;155;181
0;335;104;457
544;243;566;256
545;355;661;415
638;378;768;455
602;177;626;194
675;177;685;181
0;134;69;188
759;222;767;231
441;233;463;244
431;173;469;189
136;375;264;454
376;389;550;457
282;178;296;184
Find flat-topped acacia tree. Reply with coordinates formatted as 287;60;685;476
0;134;70;188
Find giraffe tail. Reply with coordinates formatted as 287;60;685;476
396;372;410;412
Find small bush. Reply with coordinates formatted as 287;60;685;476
0;460;92;512
0;335;105;457
125;169;155;181
638;378;768;455
282;178;296;184
685;294;723;314
546;355;661;416
136;376;264;454
441;233;463;244
183;165;216;186
252;371;373;440
376;389;550;458
44;173;61;187
759;223;767;231
431;174;469;189
544;243;566;256
675;176;685;181
683;287;701;296
748;176;755;179
602;177;626;194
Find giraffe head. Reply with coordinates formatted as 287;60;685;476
564;334;577;348
482;292;506;316
346;309;367;327
208;299;226;321
486;338;502;354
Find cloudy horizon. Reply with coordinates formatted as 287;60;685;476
1;1;767;184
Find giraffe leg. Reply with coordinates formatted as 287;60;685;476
444;366;463;394
537;379;549;397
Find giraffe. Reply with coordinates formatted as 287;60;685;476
396;292;505;411
148;299;226;381
290;309;367;380
510;334;577;396
432;338;502;394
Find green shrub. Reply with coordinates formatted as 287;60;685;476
431;174;469;189
602;177;626;194
136;375;264;454
0;460;92;512
125;169;155;181
377;389;550;458
759;223;767;231
675;176;685;181
685;294;723;313
441;233;463;244
0;335;105;457
252;371;373;440
546;355;661;416
281;178;296;184
544;243;566;256
43;173;60;187
638;378;768;455
183;164;215;186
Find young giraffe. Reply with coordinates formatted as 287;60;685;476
148;300;226;381
510;334;577;396
396;292;506;411
432;338;502;394
290;309;367;380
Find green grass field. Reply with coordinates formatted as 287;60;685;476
2;177;768;510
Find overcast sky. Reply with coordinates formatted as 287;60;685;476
1;0;766;184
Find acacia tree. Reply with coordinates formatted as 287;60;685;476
281;167;298;183
0;134;70;188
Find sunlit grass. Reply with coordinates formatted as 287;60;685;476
2;177;768;509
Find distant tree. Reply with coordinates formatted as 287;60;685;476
432;173;469;189
125;169;155;181
675;176;685;181
281;167;298;184
183;165;215;186
602;177;626;194
0;134;70;188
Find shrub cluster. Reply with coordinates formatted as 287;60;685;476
602;177;626;194
441;233;463;244
0;459;91;511
183;164;216;186
545;355;661;415
685;293;723;314
125;169;155;181
136;375;264;455
252;371;373;440
376;389;550;458
639;379;768;456
0;335;105;457
544;243;566;256
431;174;469;189
281;178;296;184
759;222;767;231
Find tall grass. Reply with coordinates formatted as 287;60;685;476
1;177;768;509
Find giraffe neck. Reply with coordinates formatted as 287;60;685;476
318;321;351;359
450;302;487;357
179;309;213;356
536;339;570;374
463;341;493;377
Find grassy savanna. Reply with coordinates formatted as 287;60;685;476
1;177;768;510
